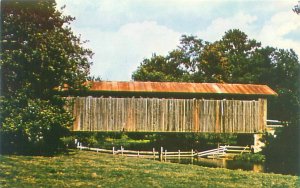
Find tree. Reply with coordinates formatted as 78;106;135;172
0;0;93;154
293;1;300;14
266;49;300;121
1;0;93;98
132;52;191;82
132;29;300;121
262;119;300;175
218;29;262;83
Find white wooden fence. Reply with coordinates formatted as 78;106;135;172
76;143;251;160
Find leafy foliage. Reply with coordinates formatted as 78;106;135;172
1;96;72;154
233;153;265;163
0;0;92;154
132;29;300;121
293;1;300;14
1;0;93;97
262;120;300;175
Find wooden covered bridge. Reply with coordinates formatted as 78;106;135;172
66;81;277;133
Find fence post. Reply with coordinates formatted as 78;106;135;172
164;150;167;161
217;144;220;158
121;146;124;156
160;147;163;161
113;147;115;155
191;149;194;164
178;150;181;160
153;148;156;160
138;151;140;157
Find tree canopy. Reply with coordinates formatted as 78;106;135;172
132;29;300;121
1;0;93;98
0;0;93;154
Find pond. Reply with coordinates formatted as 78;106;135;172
164;157;299;175
165;157;265;173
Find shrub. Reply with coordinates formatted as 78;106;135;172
0;97;72;155
233;153;265;163
60;136;77;149
262;119;300;175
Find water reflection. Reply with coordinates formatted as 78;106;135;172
166;157;265;173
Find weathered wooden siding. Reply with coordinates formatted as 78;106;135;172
67;97;267;133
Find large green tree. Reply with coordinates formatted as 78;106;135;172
0;0;93;154
132;29;300;121
1;0;93;98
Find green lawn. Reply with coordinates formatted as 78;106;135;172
0;150;299;188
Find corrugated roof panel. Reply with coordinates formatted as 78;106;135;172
227;84;236;94
89;81;277;96
251;85;263;94
236;84;248;94
203;83;215;93
212;84;222;94
128;82;134;92
215;83;227;93
117;82;128;91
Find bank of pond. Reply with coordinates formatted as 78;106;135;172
77;144;298;176
68;131;299;176
167;157;297;176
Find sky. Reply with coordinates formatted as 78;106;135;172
56;0;300;81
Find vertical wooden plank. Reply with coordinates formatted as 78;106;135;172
226;100;230;133
220;100;224;133
105;98;109;131
156;98;160;132
233;100;237;133
199;99;203;132
183;99;186;132
262;98;267;131
66;97;268;133
192;99;197;132
161;99;165;132
73;97;79;131
215;100;220;133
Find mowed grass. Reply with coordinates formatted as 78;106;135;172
0;150;299;188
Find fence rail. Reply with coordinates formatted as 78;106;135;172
221;145;251;154
197;147;226;157
76;143;251;160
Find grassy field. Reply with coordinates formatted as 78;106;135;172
0;150;299;188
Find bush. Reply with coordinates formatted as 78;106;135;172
233;153;265;163
262;120;300;175
0;97;72;155
60;136;77;149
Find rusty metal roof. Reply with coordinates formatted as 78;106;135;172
89;81;277;96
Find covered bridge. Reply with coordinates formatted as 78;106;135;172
67;81;277;133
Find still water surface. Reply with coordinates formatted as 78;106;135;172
165;157;298;175
166;157;265;173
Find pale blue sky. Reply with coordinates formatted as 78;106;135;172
56;0;300;81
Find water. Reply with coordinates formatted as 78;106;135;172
165;157;298;175
166;157;265;173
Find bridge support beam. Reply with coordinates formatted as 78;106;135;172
253;134;265;153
